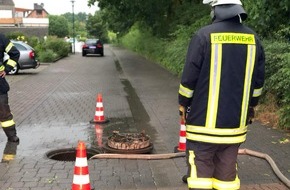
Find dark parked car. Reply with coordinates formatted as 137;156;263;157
82;39;104;57
4;40;39;75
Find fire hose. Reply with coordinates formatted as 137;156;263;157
238;148;290;188
90;148;290;188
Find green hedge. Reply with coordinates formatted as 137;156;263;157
5;32;70;63
263;40;290;129
34;36;70;62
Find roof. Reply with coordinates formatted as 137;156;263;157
15;7;33;12
0;0;15;6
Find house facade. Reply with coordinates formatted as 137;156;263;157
0;0;49;27
0;0;17;27
27;3;49;18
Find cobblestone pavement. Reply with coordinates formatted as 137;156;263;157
0;45;289;190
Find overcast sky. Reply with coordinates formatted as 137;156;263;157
13;0;99;15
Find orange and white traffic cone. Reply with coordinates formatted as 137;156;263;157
72;141;91;190
90;93;109;124
174;119;186;152
95;124;103;147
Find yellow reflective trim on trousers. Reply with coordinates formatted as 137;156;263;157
5;42;13;52
211;33;255;45
186;125;247;136
179;84;194;98
188;177;213;189
0;65;4;71
253;87;263;97
1;120;15;127
188;150;213;189
2;154;15;161
189;150;197;178
240;45;256;126
212;176;240;190
186;133;246;144
7;59;17;67
206;43;222;129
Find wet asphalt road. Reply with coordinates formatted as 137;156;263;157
0;45;288;190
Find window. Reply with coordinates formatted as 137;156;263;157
13;43;27;51
36;10;42;15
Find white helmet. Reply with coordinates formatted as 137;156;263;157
203;0;242;6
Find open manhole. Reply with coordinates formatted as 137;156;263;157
46;148;101;162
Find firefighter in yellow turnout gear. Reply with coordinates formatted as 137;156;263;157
0;34;20;143
178;0;265;189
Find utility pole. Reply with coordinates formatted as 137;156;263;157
71;0;75;54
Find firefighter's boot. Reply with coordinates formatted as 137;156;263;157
1;141;18;163
3;125;19;143
182;175;188;183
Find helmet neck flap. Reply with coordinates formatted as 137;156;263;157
213;4;247;22
204;0;247;22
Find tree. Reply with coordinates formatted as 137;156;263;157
243;0;290;37
86;11;108;41
62;12;89;23
87;0;172;37
62;12;89;38
48;15;69;38
88;0;290;39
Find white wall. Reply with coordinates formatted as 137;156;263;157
72;41;84;53
0;10;13;18
22;18;49;27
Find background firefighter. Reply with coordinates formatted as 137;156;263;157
0;33;20;143
178;0;265;189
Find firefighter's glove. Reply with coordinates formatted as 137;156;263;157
248;106;255;124
179;105;186;122
0;64;6;78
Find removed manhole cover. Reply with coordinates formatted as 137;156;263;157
103;142;153;154
103;131;154;154
46;148;101;162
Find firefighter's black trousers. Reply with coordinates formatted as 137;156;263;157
186;140;241;190
0;94;16;137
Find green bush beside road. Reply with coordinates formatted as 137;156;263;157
262;40;290;129
6;32;71;63
35;36;71;62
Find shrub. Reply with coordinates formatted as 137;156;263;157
5;31;26;41
260;40;290;129
277;53;290;129
32;36;70;62
27;36;40;49
119;23;187;75
45;36;70;58
38;49;57;63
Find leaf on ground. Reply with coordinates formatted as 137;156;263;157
46;176;58;184
279;138;289;144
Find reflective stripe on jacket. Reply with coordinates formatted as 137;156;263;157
0;34;20;94
0;34;20;73
179;20;265;144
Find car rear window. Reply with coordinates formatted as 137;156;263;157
85;39;99;44
13;43;27;51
